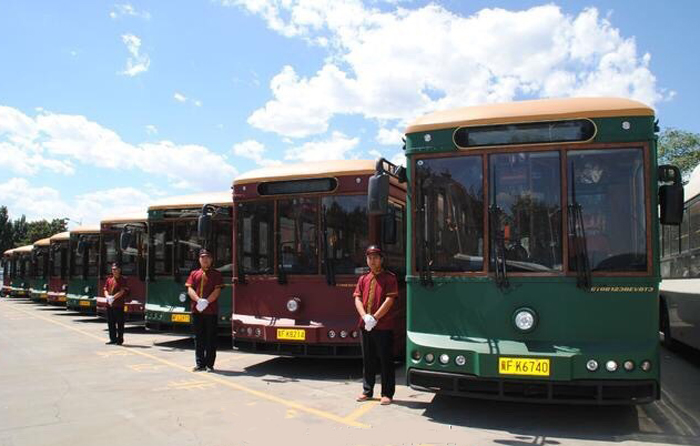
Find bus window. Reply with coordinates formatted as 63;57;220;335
71;240;83;277
120;231;139;276
175;221;200;276
214;219;233;276
87;235;100;276
278;198;318;274
681;208;690;252
152;223;173;276
238;202;274;275
669;224;680;256
52;245;63;277
568;149;647;272
382;202;405;275
490;151;562;272
103;234;119;275
416;155;484;272
322;195;369;275
691;201;700;250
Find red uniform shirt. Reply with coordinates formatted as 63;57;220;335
186;268;223;315
353;270;399;331
104;276;129;306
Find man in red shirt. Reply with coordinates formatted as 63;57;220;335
104;263;129;345
353;245;399;405
186;249;223;372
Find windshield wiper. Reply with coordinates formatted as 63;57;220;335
277;237;288;285
490;166;509;289
568;161;591;290
417;176;433;287
321;205;336;286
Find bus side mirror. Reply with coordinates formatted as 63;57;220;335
382;208;398;245
198;214;212;241
120;229;132;252
368;173;390;216
658;165;684;226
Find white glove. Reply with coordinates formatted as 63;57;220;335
107;296;114;306
363;314;377;331
196;299;209;312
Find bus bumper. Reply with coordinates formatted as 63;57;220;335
66;295;97;314
232;316;362;358
47;292;67;306
407;368;658;404
97;298;145;322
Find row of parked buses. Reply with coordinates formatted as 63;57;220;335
0;97;688;405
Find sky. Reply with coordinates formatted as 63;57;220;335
0;0;699;226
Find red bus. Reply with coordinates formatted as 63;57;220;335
47;231;70;306
231;160;407;357
96;212;148;321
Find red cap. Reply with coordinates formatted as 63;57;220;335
365;245;383;256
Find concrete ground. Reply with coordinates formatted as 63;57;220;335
1;297;700;446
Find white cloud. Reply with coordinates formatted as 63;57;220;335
110;3;151;20
174;92;187;102
145;124;158;135
0;178;153;225
227;2;671;138
233;140;283;167
0;105;238;189
376;127;404;146
284;131;359;162
119;34;150;77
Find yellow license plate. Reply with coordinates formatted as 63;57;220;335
499;357;550;377
172;314;191;323
277;329;305;341
79;300;91;307
58;296;66;302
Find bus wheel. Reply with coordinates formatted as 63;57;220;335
660;297;676;349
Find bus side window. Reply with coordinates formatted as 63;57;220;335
383;202;405;276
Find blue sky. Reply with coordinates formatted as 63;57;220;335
0;0;698;225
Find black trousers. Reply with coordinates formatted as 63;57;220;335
193;313;217;368
107;306;125;343
360;329;395;398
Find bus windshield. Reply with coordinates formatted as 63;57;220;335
415;156;485;272
175;221;200;276
102;232;139;276
279;198;318;274
238;201;274;275
322;195;369;275
151;223;173;276
568;148;647;272
489;151;562;272
213;220;233;276
51;244;65;277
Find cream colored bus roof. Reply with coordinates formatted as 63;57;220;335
406;97;654;134
50;231;70;242
70;225;101;235
101;211;148;224
148;191;232;211
14;245;34;254
3;248;15;256
234;160;377;186
34;237;52;247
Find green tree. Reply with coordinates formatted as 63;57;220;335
658;128;700;180
0;206;13;254
12;215;28;248
21;218;68;246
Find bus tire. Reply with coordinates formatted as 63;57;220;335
660;296;676;349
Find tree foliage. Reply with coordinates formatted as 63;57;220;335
0;206;68;252
658;128;700;180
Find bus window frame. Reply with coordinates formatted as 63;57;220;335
409;141;653;278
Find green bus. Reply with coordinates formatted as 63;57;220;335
2;248;15;297
10;245;34;298
370;97;683;404
65;226;101;314
145;192;233;335
29;237;51;303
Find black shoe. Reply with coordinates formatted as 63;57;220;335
117;340;124;345
206;366;214;372
192;366;206;372
106;340;117;345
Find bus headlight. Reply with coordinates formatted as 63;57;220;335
286;298;300;312
605;360;618;372
254;328;262;337
586;360;599;372
83;286;91;294
439;354;450;365
424;353;435;364
61;284;67;291
43;283;48;290
179;293;187;303
623;360;635;371
339;330;348;339
411;350;422;361
640;360;652;372
513;308;536;332
455;355;466;366
328;330;336;339
351;331;358;338
246;327;253;336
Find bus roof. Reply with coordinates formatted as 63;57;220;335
148;191;232;211
50;231;70;242
34;237;51;247
3;248;15;256
405;97;654;134
234;160;377;186
70;225;101;235
101;211;148;224
14;245;34;254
